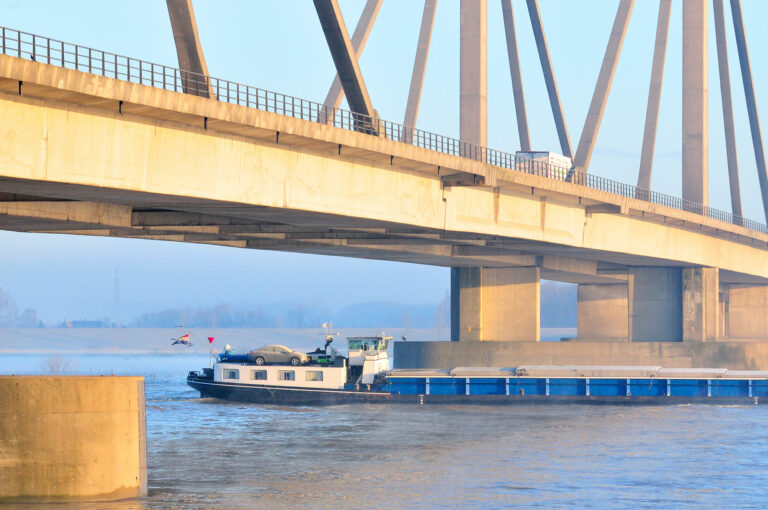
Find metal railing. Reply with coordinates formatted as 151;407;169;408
1;26;765;234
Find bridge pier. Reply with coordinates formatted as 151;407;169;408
577;283;628;341
577;267;683;342
0;376;146;503
723;284;768;339
682;267;719;342
451;266;540;342
629;267;683;341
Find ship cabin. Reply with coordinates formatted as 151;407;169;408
213;362;348;390
347;335;391;384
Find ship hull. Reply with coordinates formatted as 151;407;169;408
187;375;764;406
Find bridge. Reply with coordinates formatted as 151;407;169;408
6;0;768;501
2;1;768;369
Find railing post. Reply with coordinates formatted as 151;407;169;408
61;41;64;67
88;47;91;73
32;34;35;60
74;44;78;70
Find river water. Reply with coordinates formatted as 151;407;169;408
2;354;768;509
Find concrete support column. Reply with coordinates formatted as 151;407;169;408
577;284;629;341
460;0;487;148
726;284;768;339
682;0;708;206
682;267;719;342
629;267;682;342
451;266;540;342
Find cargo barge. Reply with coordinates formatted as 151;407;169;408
187;335;768;405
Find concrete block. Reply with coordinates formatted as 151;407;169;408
394;340;768;371
0;376;147;502
630;267;682;341
727;285;768;339
577;283;628;340
683;267;719;341
452;266;539;342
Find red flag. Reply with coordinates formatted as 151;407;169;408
208;336;215;344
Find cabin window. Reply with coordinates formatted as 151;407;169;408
348;340;362;350
306;371;324;382
251;370;267;381
278;370;295;381
223;369;239;380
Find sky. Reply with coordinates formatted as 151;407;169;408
2;0;768;322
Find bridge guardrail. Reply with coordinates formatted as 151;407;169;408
1;26;764;234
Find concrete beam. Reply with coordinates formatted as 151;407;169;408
501;0;530;152
403;0;437;131
131;210;242;227
637;0;672;191
460;0;487;148
539;255;597;277
322;0;382;122
526;0;572;158
730;0;768;223
573;0;634;171
314;0;376;118
242;236;539;268
32;229;113;236
0;201;132;227
713;0;743;219
166;0;213;98
682;0;708;205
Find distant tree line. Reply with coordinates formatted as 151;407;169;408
127;282;576;328
128;300;452;329
0;282;578;329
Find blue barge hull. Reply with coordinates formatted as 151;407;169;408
188;373;768;405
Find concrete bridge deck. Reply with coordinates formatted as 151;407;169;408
1;53;767;285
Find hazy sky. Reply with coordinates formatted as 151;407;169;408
2;0;768;322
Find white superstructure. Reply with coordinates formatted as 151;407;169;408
347;335;391;384
214;362;347;390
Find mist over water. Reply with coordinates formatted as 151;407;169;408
2;354;768;509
